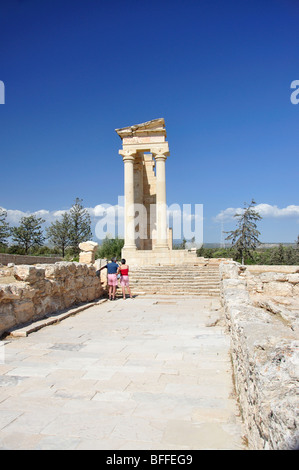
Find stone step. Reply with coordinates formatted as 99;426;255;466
132;285;219;290
132;290;220;296
131;290;219;294
130;271;219;275
129;272;220;277
130;267;219;270
130;271;219;278
132;287;220;291
124;265;221;296
131;277;219;280
130;278;219;285
130;269;220;273
131;276;219;280
130;277;219;282
130;283;220;291
129;265;219;269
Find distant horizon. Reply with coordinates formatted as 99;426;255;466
1;200;298;246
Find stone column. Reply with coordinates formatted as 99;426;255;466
154;152;169;250
121;151;137;250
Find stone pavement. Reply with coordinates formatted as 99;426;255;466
0;295;245;450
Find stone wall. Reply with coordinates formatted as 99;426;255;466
244;264;299;299
0;262;105;338
0;253;63;266
220;261;299;450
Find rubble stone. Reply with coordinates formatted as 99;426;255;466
220;261;299;450
0;262;105;337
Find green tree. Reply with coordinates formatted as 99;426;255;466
69;198;92;255
225;199;262;264
97;236;124;260
46;212;72;257
11;215;45;255
0;207;10;247
269;244;285;265
285;246;296;265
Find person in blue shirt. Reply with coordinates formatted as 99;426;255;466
99;257;119;300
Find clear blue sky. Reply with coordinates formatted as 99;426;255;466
0;0;298;244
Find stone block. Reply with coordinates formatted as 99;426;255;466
13;283;35;300
77;289;88;303
79;251;95;264
13;300;34;323
75;277;85;290
44;264;59;279
79;241;98;252
63;291;76;309
34;295;58;318
293;284;299;296
220;262;239;279
87;286;97;301
74;263;88;276
287;274;299;284
260;272;288;282
57;261;76;275
263;281;293;297
14;265;45;284
0;284;22;302
0;305;16;335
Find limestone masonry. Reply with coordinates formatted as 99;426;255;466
0;262;105;337
220;261;299;450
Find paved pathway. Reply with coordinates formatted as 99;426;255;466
0;296;245;450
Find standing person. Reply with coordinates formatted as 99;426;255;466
99;257;119;300
118;259;133;300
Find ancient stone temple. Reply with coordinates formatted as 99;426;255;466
115;118;198;266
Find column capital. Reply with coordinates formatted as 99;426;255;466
119;149;136;162
152;150;169;161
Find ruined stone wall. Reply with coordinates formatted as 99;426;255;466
0;253;63;265
220;261;299;450
244;265;299;299
0;262;105;337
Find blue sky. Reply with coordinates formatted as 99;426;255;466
0;0;298;244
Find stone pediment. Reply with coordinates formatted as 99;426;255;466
116;118;168;153
115;118;166;139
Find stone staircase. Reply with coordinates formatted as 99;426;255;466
126;263;221;297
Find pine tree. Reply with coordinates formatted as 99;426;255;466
225;199;262;264
11;215;45;255
69;198;92;255
46;212;72;257
0;208;10;247
270;244;285;265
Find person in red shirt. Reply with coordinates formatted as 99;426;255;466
118;258;133;300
